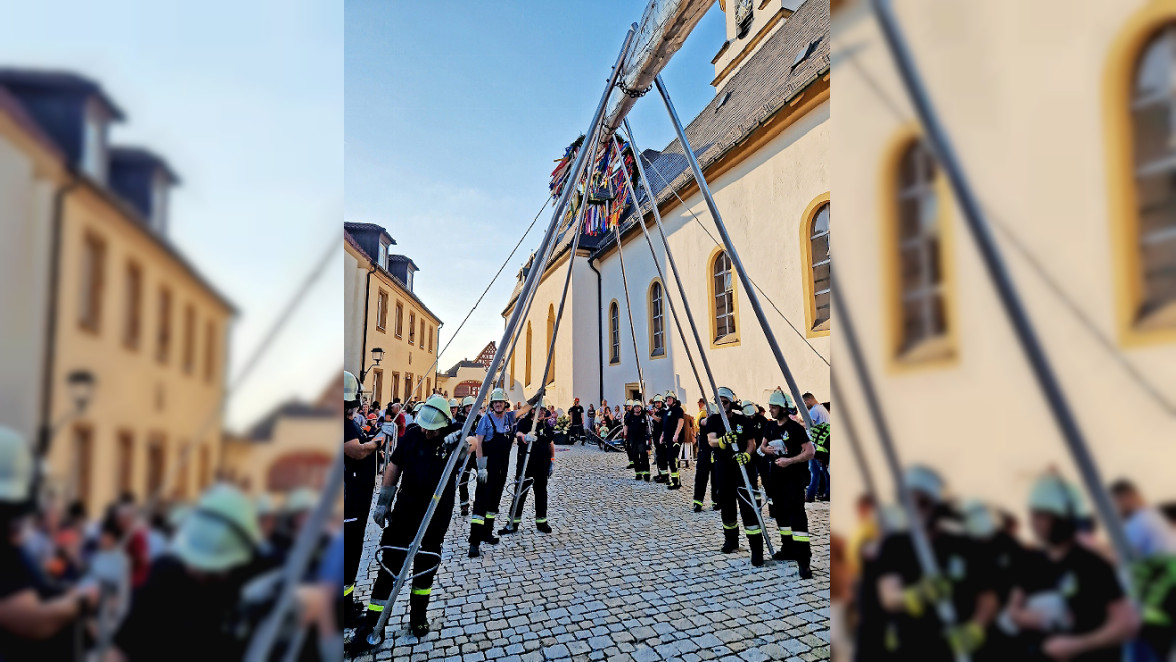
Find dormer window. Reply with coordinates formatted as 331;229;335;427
405;268;414;291
81;97;109;184
378;242;388;270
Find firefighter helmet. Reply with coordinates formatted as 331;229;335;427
417;394;454;431
767;389;796;414
652;394;664;403
663;390;677;403
0;426;33;505
171;484;261;572
716;386;737;404
1028;474;1086;519
904;465;945;503
488;388;509;405
344;371;361;405
449;398;458;408
462;396;476;408
740;399;757;417
285;487;317;514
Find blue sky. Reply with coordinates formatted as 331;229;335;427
2;0;343;429
345;1;726;375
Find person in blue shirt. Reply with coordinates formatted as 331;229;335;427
465;388;537;558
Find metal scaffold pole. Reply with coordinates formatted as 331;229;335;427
361;24;639;647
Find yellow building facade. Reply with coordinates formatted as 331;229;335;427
0;71;233;512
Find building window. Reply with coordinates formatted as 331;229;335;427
395;302;404;337
710;251;738;344
198;445;211;490
419;319;425;348
426;377;432;395
124;262;142;349
408;312;416;345
804;198;831;333
146;436;166;497
404;373;413;402
81;99;108;183
204;320;216;383
428;326;434;353
173;441;189;499
372;368;383;404
182;304;195;374
546;304;556;384
510;348;516;386
390;371;400;401
893;139;952;359
1127;25;1176;331
117;430;134;496
73;425;93;505
609;301;620;364
157;287;172;363
79;232;106;333
649;281;665;357
525;322;533;386
376;290;388;331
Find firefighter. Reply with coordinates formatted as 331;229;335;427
659;390;686;490
456;395;479;517
758;389;814;578
113;484;264;661
500;400;556;534
649;394;666;482
466;388;518;558
349;394;464;650
706;387;767;566
693;401;720;512
1005;475;1139;662
873;465;999;661
623;400;652;481
342;370;379;625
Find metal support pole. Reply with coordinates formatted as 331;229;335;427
611;135;706;402
505;147;595;530
654;75;814;431
623;119;775;561
363;25;638;646
869;0;1135;579
245;448;345;662
831;274;966;661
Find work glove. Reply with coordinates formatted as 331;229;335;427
902;575;952;617
734;452;751;466
945;622;985;656
444;431;462;452
477;457;489;484
524;433;537;445
371;488;395;527
719;431;739;450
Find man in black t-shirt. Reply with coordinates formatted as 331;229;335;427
342;370;381;624
1005;475;1138;662
659;391;686;490
706;387;767;566
350;395;465;651
623;400;652;481
567;398;585;445
758;389;814;578
501;404;557;534
649;394;667;482
871;465;998;661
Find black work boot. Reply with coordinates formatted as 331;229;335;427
468;542;480;558
692;501;703;513
644;474;651;482
347;609;384;653
773;535;795;561
654;474;667;483
721;528;739;553
498;521;519;536
536;519;552;533
409;592;431;638
797;558;813;579
749;534;764;567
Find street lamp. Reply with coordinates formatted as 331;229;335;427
370;347;384;367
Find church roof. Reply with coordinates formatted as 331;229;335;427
504;0;829;313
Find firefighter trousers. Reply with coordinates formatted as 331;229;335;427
469;443;510;543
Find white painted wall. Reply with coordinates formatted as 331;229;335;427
597;99;831;411
831;0;1176;531
0;134;54;442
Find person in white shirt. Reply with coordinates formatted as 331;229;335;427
801;392;830;502
1111;479;1176;558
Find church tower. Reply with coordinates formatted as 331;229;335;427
712;0;803;90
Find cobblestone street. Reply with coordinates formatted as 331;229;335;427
348;443;830;662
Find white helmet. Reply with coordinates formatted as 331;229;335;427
740;399;757;417
284;487;317;514
171;484;261;572
343;371;361;405
462;396;476;408
417;394;454;431
663;390;678;403
0;426;33;505
652;394;664;404
448;398;458;408
767;389;796;414
904;465;945;503
488;388;509;405
960;499;996;539
716;387;736;404
1028;474;1086;519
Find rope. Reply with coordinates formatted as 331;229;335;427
835;37;1174;415
404;194;552;402
637;151;830;367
